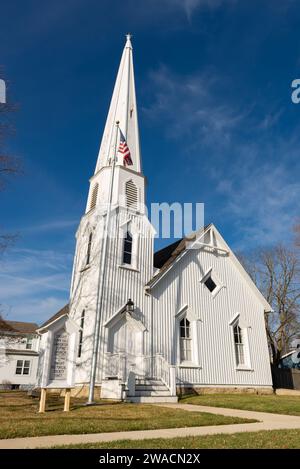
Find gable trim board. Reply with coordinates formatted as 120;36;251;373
147;224;272;313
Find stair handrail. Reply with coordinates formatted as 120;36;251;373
154;354;176;396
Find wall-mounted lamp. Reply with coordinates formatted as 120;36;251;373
126;298;134;314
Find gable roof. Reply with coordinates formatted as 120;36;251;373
147;224;272;312
148;226;209;289
39;304;69;330
0;319;38;334
154;239;183;269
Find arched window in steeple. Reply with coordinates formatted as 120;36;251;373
123;230;133;265
125;180;138;209
86;232;93;265
89;183;99;211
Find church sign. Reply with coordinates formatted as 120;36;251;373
50;329;69;381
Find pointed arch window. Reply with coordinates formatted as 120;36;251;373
86;233;93;265
123;230;133;265
89;183;99;211
125;180;138;210
77;310;85;358
233;324;245;366
180;317;192;362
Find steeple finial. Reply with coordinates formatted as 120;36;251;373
95;36;141;174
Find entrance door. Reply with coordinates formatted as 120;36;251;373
107;315;142;379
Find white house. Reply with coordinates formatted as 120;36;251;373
0;319;39;390
37;36;273;402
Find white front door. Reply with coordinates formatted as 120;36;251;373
107;315;143;379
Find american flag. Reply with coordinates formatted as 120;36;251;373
118;130;133;166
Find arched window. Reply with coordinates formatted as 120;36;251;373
233;324;245;365
89;183;99;211
125;180;138;209
86;232;92;265
180;317;192;362
77;310;85;358
123;230;133;265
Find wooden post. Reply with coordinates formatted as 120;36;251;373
64;388;71;412
39;388;47;413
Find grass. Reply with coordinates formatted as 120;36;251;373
0;391;254;439
54;429;300;449
180;393;300;416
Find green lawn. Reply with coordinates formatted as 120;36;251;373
54;429;300;449
180;393;300;416
0;391;254;439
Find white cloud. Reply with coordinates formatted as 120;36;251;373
143;65;247;147
20;219;78;234
216;161;300;249
0;247;72;324
144;65;300;249
162;0;235;19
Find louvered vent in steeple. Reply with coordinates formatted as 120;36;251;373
90;183;99;211
125;180;138;209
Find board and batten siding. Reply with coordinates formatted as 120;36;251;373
151;245;273;388
69;204;154;385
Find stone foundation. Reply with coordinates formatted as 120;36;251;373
177;386;274;396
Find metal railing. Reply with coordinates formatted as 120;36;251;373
104;352;126;381
105;352;176;396
142;354;176;396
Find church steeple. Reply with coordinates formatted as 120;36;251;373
95;34;141;174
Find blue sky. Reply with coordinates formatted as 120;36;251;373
0;0;300;324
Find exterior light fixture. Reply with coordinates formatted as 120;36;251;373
126;298;134;314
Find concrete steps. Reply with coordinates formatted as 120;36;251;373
126;378;178;403
126;395;178;403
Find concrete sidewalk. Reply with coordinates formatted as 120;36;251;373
1;403;300;449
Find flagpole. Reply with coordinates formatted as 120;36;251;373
87;121;119;405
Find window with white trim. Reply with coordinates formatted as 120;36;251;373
86;232;92;265
123;230;133;265
233;324;245;366
26;337;33;350
204;275;217;293
180;317;192;362
201;268;222;297
15;360;30;375
77;310;85;358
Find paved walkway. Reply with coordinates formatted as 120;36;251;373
1;403;300;449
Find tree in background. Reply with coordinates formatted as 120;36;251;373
240;245;300;366
294;224;300;249
0;72;20;254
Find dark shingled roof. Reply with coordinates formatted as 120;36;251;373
39;304;69;329
149;225;210;289
0;320;38;334
154;239;183;269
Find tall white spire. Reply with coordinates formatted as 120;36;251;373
95;35;141;174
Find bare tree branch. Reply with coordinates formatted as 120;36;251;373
239;244;300;366
0;70;21;255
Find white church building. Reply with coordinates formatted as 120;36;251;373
37;36;273;402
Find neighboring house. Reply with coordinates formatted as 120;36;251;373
279;345;300;370
0;318;39;390
37;36;273;402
